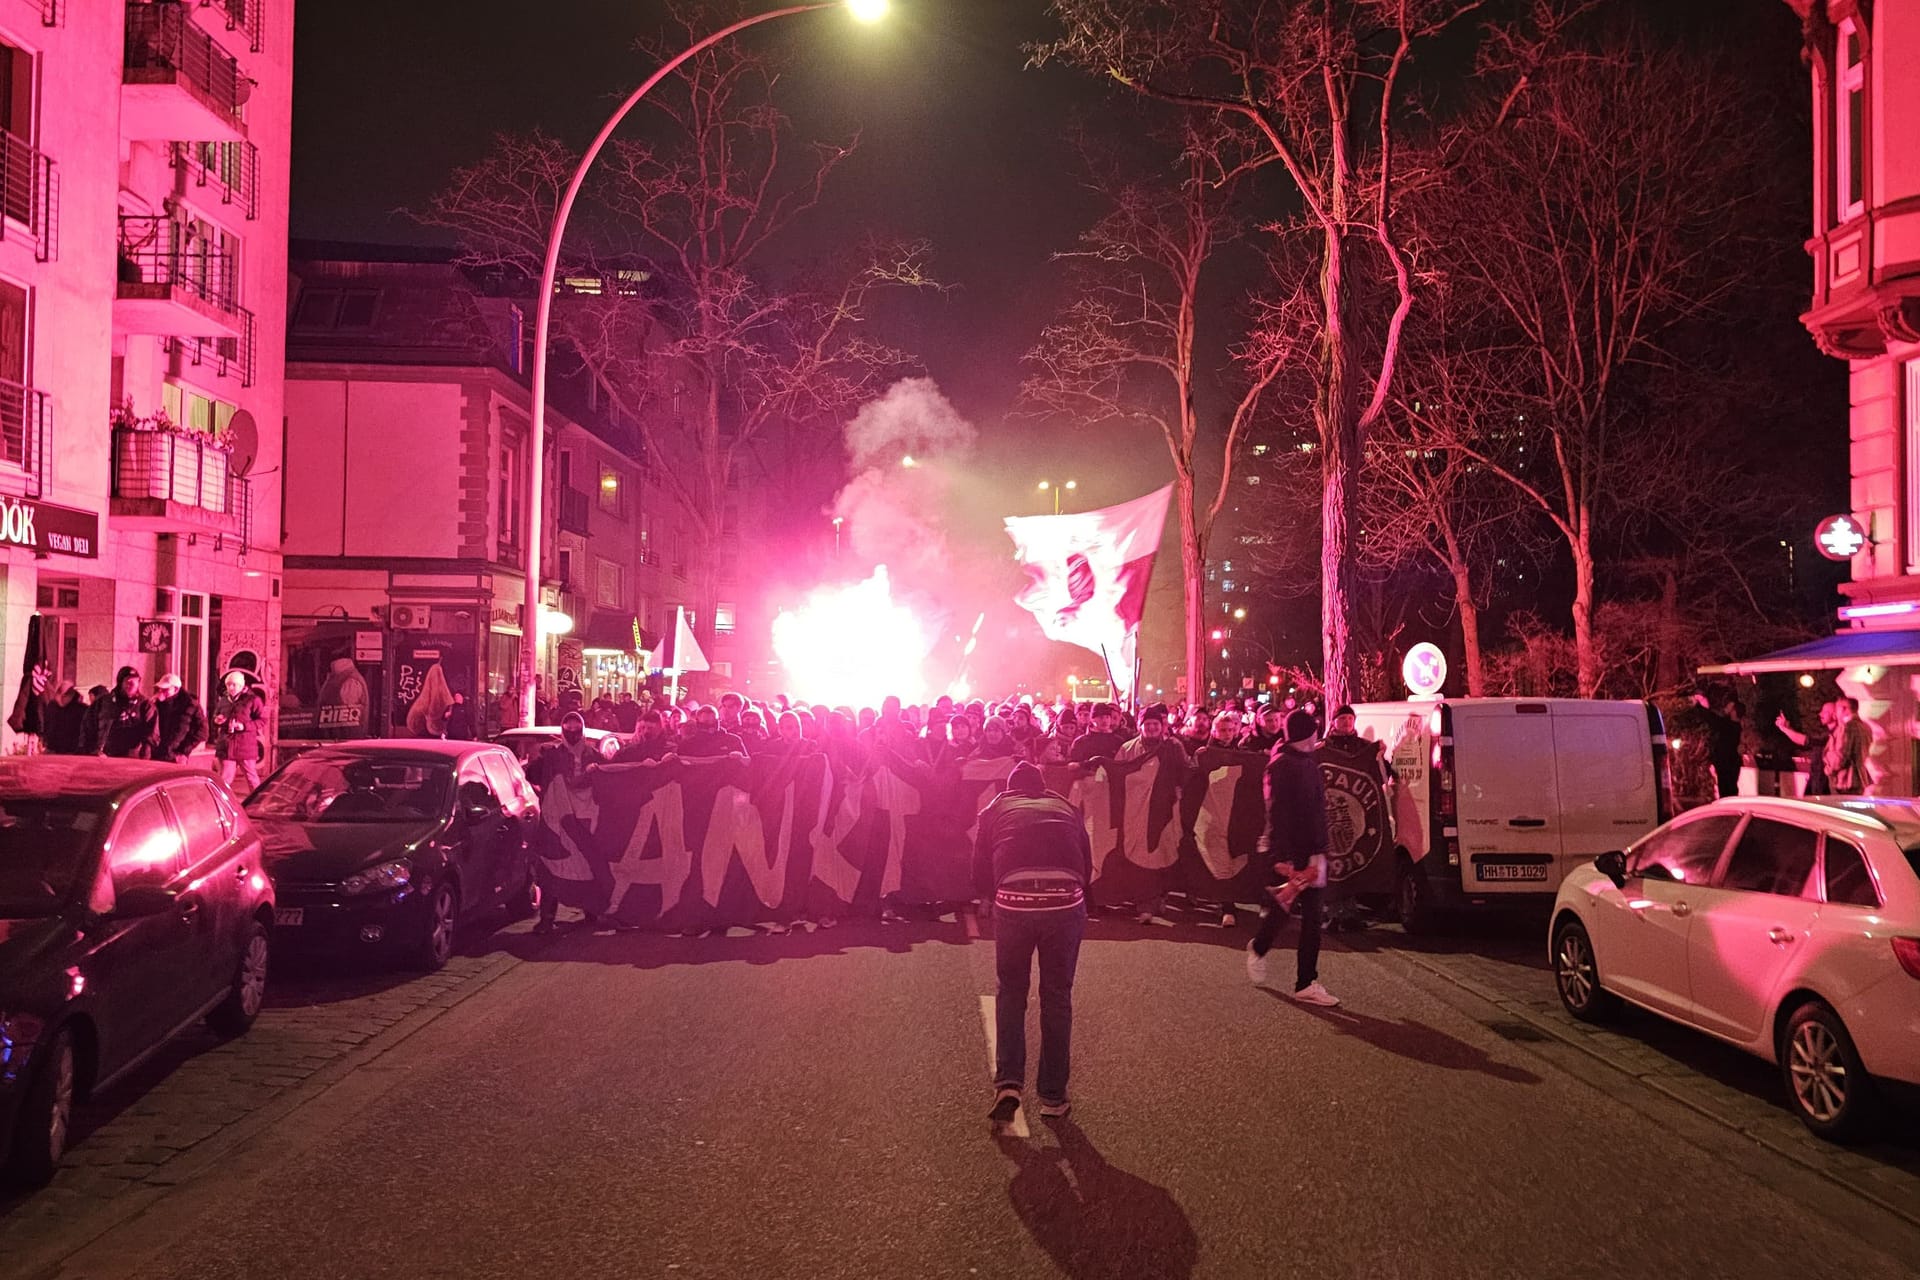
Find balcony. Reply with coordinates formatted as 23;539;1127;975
122;2;248;143
115;215;244;341
557;486;592;536
165;305;254;388
0;130;54;262
189;0;262;55
0;379;49;498
110;425;251;549
173;140;257;224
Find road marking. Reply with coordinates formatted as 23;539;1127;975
978;994;1029;1137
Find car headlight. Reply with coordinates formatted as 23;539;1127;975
341;860;412;896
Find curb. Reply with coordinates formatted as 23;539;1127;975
1388;947;1920;1236
19;949;522;1280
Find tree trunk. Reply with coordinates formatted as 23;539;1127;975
1319;233;1359;711
1450;558;1486;697
1176;472;1206;707
1572;517;1597;697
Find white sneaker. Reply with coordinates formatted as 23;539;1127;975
1291;981;1339;1007
1245;943;1268;985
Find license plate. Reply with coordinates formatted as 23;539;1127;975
275;908;305;926
1476;863;1549;882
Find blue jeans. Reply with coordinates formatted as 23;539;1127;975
994;902;1086;1103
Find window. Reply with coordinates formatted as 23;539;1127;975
1837;18;1866;222
507;303;527;375
109;793;186;893
1822;836;1879;907
715;603;736;633
161;383;236;440
498;435;524;563
598;463;624;516
596;557;623;609
558;547;575;591
1718;818;1819;897
638;511;655;564
479;751;533;810
0;276;27;468
0;38;34;226
167;781;229;862
1629;814;1736;884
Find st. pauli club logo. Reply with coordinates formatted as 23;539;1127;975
1317;738;1390;885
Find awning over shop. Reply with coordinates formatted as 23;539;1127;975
579;612;658;656
1699;628;1920;675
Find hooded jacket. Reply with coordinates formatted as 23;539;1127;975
972;762;1093;901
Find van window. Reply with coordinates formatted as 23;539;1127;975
1718;818;1819;897
1630;814;1736;884
1822;837;1879;907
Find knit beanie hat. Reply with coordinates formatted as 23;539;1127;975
1285;709;1319;744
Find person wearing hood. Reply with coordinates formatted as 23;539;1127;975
975;761;1093;1128
41;683;90;755
96;666;159;759
1246;709;1339;1007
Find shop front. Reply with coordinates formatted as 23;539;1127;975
577;611;654;704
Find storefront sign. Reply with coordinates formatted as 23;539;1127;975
0;497;98;558
138;620;172;653
1815;513;1867;561
353;630;383;663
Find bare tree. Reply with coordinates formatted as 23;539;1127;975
1022;124;1293;700
1034;0;1551;708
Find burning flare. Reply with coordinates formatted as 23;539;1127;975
771;566;934;707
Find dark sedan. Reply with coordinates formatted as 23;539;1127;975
0;760;273;1186
245;741;540;971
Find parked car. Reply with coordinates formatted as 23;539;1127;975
1550;795;1920;1140
0;760;272;1186
1350;698;1672;932
245;741;540;971
493;726;621;763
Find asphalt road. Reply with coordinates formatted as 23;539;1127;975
28;912;1920;1280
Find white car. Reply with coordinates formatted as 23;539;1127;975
1550;796;1920;1140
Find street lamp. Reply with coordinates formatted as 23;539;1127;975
519;0;887;726
1037;478;1077;516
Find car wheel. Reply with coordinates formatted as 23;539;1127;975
1781;1001;1881;1142
1551;917;1620;1023
1397;861;1439;936
412;883;458;971
208;921;270;1036
505;867;540;922
5;1024;75;1187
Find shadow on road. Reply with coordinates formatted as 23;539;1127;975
474;916;974;971
1264;990;1544;1085
995;1117;1198;1280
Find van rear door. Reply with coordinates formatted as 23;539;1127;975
1451;703;1560;892
1551;704;1659;885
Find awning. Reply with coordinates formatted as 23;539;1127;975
1699;628;1920;675
579;612;658;656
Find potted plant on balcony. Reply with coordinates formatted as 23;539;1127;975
111;396;235;512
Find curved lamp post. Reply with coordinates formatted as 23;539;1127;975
520;0;888;726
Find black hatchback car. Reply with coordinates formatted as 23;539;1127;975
245;741;540;971
0;760;273;1186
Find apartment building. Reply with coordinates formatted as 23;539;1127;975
0;0;290;750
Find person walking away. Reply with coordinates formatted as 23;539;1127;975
1246;709;1339;1006
1776;701;1836;796
1827;696;1873;795
154;673;208;763
214;671;267;793
41;683;89;755
97;666;159;759
976;761;1092;1126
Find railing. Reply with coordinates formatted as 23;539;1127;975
124;2;247;126
0;379;49;497
111;424;251;549
202;0;262;53
173;140;257;221
638;547;661;568
0;130;54;261
117;215;237;314
166;305;254;387
557;487;592;536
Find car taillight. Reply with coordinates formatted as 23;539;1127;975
1894;938;1920;980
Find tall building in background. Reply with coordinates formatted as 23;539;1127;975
0;0;290;749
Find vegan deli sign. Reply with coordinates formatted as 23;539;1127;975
0;497;97;558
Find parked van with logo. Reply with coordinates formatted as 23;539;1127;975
1350;699;1673;932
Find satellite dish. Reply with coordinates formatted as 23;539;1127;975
225;409;258;475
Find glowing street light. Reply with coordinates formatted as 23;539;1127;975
901;454;918;468
518;0;887;728
1233;607;1247;620
1037;478;1077;515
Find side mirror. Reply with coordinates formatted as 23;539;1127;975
113;883;178;918
1594;850;1628;891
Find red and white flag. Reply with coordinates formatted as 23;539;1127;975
1004;484;1171;698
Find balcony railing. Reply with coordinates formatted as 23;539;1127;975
173;140;257;222
0;379;49;497
196;0;262;54
166;305;254;387
0;130;54;261
557;487;592;536
111;424;251;549
117;215;237;314
124;2;247;126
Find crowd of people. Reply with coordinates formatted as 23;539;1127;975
33;666;270;791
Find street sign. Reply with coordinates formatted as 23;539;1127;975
1402;642;1447;698
1815;513;1867;561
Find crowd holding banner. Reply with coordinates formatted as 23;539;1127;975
531;740;1401;932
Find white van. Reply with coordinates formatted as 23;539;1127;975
1351;699;1673;932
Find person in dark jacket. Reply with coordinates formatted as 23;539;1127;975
1246;709;1339;1007
975;761;1093;1126
78;685;110;755
213;671;267;793
443;692;474;741
1694;687;1744;799
1068;703;1125;765
41;683;90;755
97;666;159;759
153;673;209;763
